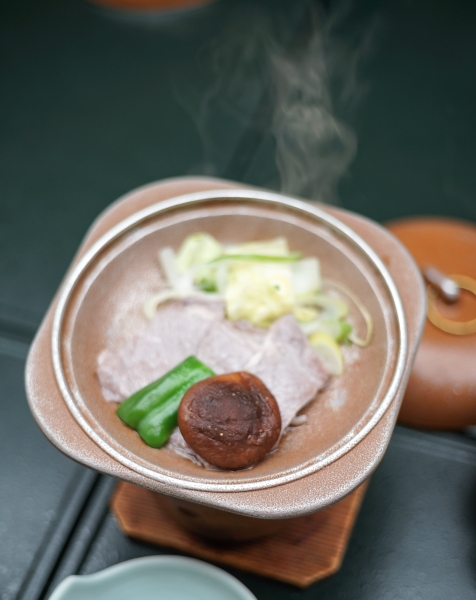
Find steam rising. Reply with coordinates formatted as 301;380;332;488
176;2;374;203
271;26;357;202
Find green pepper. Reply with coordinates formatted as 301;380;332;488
137;363;216;448
136;386;185;448
116;355;215;448
117;355;213;429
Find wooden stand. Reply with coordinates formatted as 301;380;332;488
110;481;368;588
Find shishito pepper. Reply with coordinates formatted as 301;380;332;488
137;385;189;448
116;356;215;448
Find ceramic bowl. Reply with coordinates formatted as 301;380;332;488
49;556;256;600
51;189;405;489
26;178;426;519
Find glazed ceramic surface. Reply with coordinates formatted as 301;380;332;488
26;177;426;517
51;190;406;493
49;556;256;600
387;217;476;429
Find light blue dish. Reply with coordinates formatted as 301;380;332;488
49;556;257;600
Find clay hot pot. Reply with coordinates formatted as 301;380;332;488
25;178;426;540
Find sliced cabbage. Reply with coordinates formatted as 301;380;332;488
158;247;194;296
214;261;229;295
176;233;223;274
158;247;180;288
292;258;321;297
173;232;223;293
149;235;370;360
225;262;293;328
226;237;290;257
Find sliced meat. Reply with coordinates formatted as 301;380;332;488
178;372;281;470
196;318;266;374
97;299;224;401
97;297;329;469
244;314;329;429
167;313;329;465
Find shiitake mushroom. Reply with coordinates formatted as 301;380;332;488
178;372;281;470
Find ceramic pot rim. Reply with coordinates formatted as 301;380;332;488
51;189;407;492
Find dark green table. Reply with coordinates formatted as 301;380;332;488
1;1;475;599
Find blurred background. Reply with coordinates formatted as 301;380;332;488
1;1;475;599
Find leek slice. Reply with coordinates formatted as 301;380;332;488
322;279;373;347
209;252;302;264
300;317;352;342
294;306;320;323
300;294;349;319
142;290;181;320
309;332;344;375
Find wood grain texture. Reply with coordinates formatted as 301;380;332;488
110;480;368;588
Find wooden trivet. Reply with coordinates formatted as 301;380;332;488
110;480;368;588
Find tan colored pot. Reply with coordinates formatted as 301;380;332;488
25;177;426;527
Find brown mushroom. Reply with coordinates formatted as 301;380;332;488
178;372;281;470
